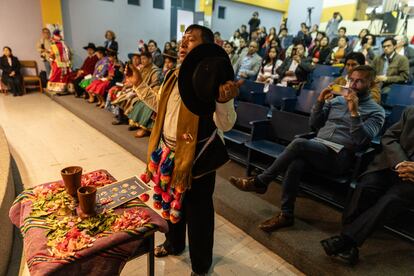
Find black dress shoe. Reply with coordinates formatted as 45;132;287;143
128;125;138;131
338;247;359;266
112;120;127;125
321;236;359;265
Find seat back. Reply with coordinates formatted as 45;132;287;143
235;102;269;131
309;76;336;93
238;80;265;102
265;85;297;109
270;109;311;142
20;60;39;76
385;84;414;106
295;89;320;114
312;64;341;78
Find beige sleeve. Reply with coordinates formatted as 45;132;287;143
132;73;161;112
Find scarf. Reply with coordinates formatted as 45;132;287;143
146;68;199;192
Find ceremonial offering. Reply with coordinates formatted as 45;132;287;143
61;166;83;197
97;176;151;210
78;186;97;217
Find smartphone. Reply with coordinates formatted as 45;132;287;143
331;84;349;96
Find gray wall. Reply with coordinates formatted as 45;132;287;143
286;0;323;35
211;0;283;40
0;0;43;69
61;0;172;67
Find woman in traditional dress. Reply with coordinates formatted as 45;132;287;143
79;47;109;103
127;52;162;138
47;29;71;92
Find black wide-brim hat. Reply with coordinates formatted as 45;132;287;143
178;43;234;116
83;42;96;51
128;52;141;60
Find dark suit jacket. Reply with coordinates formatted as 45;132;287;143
276;57;314;83
364;106;414;175
104;40;118;53
0;55;21;81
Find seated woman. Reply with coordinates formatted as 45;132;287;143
71;43;98;98
223;41;238;71
127;52;162;138
256;46;283;85
111;53;142;125
276;43;314;87
87;49;123;108
351;28;369;52
0;46;22;96
326;36;352;66
359;34;376;65
310;36;331;65
162;49;177;77
332;52;381;103
79;46;109;102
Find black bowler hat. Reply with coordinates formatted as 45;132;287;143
95;46;107;55
83;43;96;51
178;43;234;116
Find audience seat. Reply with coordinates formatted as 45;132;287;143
245;109;310;175
383;84;414;107
20;60;43;94
312;64;342;78
282;89;320;115
265;85;298;110
237;80;265;104
224;102;269;164
308;76;336;93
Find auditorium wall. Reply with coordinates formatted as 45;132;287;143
286;0;323;34
0;0;44;70
61;0;171;67
211;0;283;40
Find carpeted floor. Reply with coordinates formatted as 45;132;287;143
48;92;414;276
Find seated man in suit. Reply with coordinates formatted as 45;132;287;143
230;65;385;232
321;106;414;265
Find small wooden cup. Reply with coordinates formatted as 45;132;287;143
77;186;97;217
61;166;83;198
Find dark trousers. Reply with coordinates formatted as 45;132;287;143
73;76;84;97
163;172;216;274
3;76;22;95
342;169;414;246
257;138;353;215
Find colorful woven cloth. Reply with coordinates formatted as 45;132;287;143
9;170;168;276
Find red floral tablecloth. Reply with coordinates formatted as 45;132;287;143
9;170;168;276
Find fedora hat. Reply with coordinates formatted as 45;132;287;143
178;43;234;116
128;52;141;60
162;49;178;60
83;43;96;51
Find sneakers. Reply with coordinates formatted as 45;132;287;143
228;176;267;194
258;213;294;232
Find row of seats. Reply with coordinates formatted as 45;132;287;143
224;101;414;241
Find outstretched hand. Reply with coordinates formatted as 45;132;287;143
217;80;243;103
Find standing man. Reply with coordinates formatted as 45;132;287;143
326;12;343;40
321;106;414;265
248;11;261;39
126;25;239;276
36;28;52;76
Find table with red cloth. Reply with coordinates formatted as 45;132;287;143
9;170;168;276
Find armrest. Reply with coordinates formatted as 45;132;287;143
294;132;316;139
249;120;271;141
250;91;266;105
281;97;297;112
351;147;378;179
